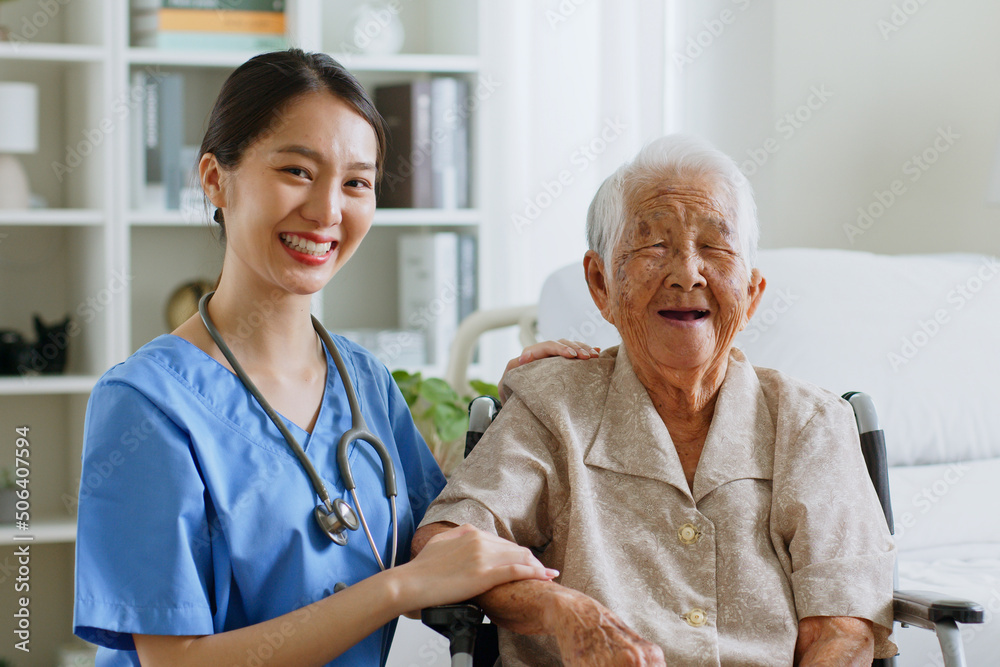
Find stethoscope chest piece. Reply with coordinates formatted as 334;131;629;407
315;498;360;545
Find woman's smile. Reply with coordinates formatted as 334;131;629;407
279;231;338;265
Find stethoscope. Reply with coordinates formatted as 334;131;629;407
198;292;398;571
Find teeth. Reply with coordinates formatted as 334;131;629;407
281;233;332;257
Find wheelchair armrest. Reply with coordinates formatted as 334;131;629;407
893;589;985;630
422;603;485;657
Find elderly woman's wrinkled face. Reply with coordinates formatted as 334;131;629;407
602;175;764;374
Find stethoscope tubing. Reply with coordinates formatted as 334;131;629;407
198;292;398;570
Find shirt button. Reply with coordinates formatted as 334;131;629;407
678;522;701;545
684;608;708;627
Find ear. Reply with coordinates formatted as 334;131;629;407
744;269;767;322
583;250;615;325
199;152;227;210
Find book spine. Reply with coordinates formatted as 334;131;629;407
398;232;460;366
143;74;160;188
431;77;456;209
158;74;184;210
411;81;433;208
160;0;286;11
129;70;148;210
375;81;434;208
156;8;286;34
458;233;477;324
133;31;287;50
452;78;470;208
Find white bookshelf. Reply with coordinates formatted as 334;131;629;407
0;1;487;664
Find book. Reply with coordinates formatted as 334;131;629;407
398;233;460;366
430;77;470;209
457;233;477;323
129;70;148;210
161;0;285;10
131;0;286;50
132;8;285;33
376;81;434;208
132;31;287;50
376;78;471;209
132;70;185;210
158;73;184;210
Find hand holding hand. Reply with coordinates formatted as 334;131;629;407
500;339;600;404
396;524;557;613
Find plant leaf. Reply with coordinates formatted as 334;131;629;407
392;369;421;406
419;377;460;405
433;402;468;442
468;379;499;400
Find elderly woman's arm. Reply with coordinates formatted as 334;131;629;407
412;523;665;667
795;616;875;666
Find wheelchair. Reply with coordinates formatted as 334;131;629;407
422;393;985;667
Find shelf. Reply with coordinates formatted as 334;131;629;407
375;208;480;226
129;209;210;227
0;42;106;63
128;208;481;227
127;47;479;72
0;375;99;396
329;53;481;73
0;209;104;226
0;518;76;545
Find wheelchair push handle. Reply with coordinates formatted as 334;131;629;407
466;396;501;458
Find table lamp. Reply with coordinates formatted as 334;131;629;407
0;82;39;209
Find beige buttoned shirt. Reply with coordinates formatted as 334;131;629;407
420;346;895;666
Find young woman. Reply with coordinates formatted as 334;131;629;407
72;49;590;666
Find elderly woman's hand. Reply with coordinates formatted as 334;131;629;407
794;616;874;666
499;339;600;404
546;587;665;666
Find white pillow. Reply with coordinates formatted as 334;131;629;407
537;262;621;350
888;457;1000;552
736;248;1000;466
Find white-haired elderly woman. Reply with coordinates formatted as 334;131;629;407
413;135;896;666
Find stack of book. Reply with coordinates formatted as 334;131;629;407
130;70;201;213
376;77;470;209
131;0;287;51
398;232;478;367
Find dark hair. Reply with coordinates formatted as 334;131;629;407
199;49;387;229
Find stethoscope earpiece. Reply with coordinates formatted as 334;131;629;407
314;499;360;545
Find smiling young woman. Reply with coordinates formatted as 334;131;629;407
72;50;558;667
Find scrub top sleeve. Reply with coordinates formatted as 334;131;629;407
386;371;446;523
74;380;215;650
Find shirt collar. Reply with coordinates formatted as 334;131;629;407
585;346;775;503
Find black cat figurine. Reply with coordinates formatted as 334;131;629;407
0;315;72;376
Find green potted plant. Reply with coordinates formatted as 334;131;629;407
0;465;17;525
392;370;498;476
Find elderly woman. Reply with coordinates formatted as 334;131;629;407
413;135;896;666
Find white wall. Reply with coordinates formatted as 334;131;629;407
475;0;667;377
680;0;1000;256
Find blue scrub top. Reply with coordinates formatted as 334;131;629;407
73;334;446;666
